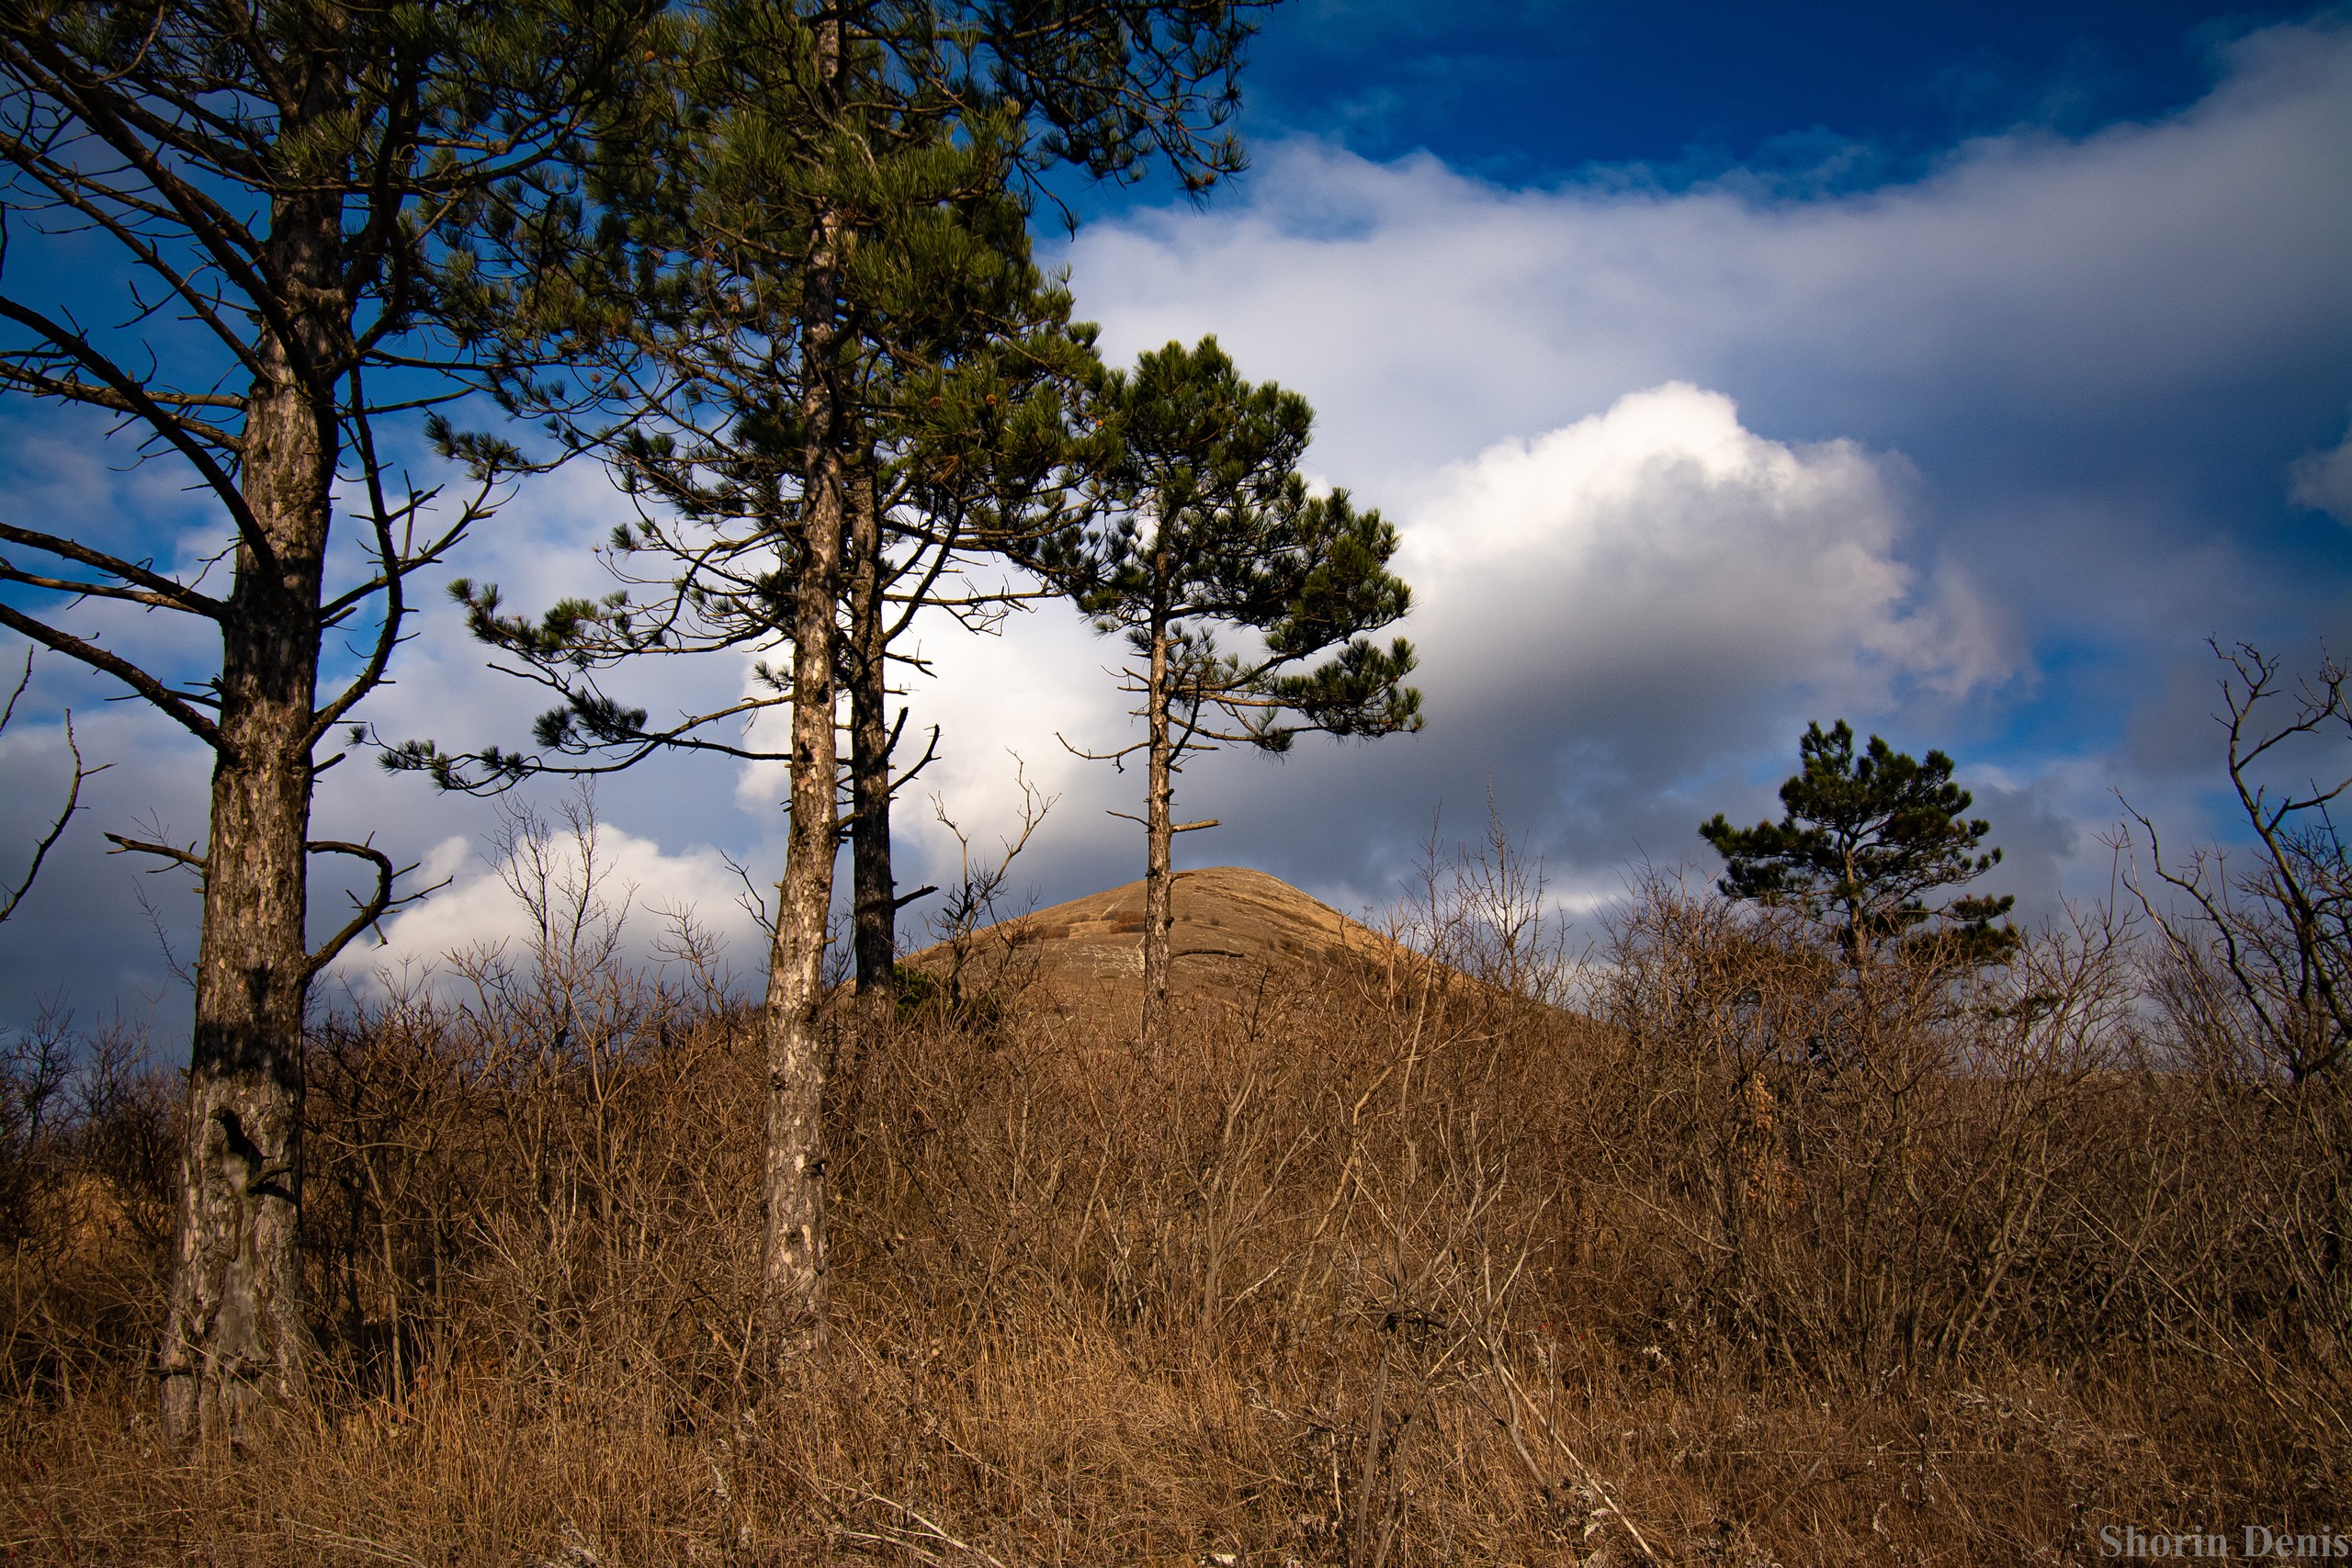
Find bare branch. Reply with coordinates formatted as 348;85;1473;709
0;293;271;565
0;602;220;747
104;830;207;874
0;656;107;922
302;838;443;981
2120;639;2352;1082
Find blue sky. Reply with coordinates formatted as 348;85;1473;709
1102;0;2328;197
3;3;2350;1018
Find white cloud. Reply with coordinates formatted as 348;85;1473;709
1060;21;2352;568
1005;19;2351;917
1401;381;2006;719
883;383;2003;914
329;808;766;996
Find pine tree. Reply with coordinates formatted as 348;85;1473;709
419;10;1067;1354
0;0;667;1442
1047;336;1422;1053
1701;720;2018;966
391;0;1270;1353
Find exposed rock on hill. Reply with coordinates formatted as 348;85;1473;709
905;865;1411;1026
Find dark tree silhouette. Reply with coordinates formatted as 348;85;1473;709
2125;641;2352;1084
0;653;103;924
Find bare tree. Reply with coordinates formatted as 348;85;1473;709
2123;640;2352;1084
922;759;1055;1016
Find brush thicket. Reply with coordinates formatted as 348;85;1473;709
3;843;2345;1565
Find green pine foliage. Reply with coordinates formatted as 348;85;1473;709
1050;335;1423;755
387;2;1109;786
1702;720;2018;965
389;0;1272;790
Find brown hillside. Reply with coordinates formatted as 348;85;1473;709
905;864;1418;1025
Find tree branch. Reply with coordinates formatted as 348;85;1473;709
301;838;442;981
0;517;230;615
104;830;208;873
0;659;107;922
0;293;272;567
0;602;221;746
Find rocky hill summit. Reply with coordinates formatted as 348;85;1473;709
904;865;1413;1025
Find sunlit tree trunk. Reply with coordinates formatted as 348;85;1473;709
1141;574;1175;1055
762;16;843;1358
158;191;340;1447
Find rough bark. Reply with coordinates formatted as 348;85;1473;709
762;457;841;1358
846;457;898;1012
1141;590;1175;1056
762;16;844;1358
156;192;340;1447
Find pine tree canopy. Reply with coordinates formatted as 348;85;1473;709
1051;335;1422;751
1701;720;2018;964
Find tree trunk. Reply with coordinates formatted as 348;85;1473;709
762;16;844;1358
763;457;842;1359
1141;600;1174;1056
157;200;339;1447
846;456;897;1012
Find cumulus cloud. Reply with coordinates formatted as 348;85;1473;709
888;383;2003;917
1014;17;2352;915
1398;382;2005;715
1060;20;2352;637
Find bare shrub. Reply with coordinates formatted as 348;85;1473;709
0;1011;175;1401
301;793;766;1417
2120;641;2352;1393
1577;870;2147;1384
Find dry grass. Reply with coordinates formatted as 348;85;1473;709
3;840;2347;1565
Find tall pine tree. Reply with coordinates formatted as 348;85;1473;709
0;0;668;1441
394;0;1272;1354
1046;337;1421;1054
